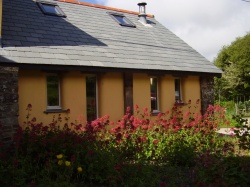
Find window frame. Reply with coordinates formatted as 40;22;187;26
36;0;67;17
175;78;182;102
108;12;136;28
150;77;160;113
86;75;98;122
46;74;61;111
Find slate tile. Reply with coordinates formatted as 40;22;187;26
26;37;40;42
40;53;56;59
54;54;69;59
25;52;41;58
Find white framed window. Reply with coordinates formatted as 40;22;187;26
150;77;159;112
175;78;182;102
86;75;98;122
37;0;67;17
108;12;136;27
47;74;61;110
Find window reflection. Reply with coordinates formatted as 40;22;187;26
175;79;181;102
150;77;158;111
47;75;60;108
86;76;97;122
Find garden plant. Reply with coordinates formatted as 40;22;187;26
0;100;250;186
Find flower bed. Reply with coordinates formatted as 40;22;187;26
0;101;250;186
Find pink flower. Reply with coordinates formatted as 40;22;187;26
130;115;134;121
157;112;162;117
184;111;190;118
126;106;130;113
135;104;139;109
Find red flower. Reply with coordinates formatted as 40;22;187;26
165;110;169;115
153;139;159;144
174;126;180;132
196;99;200;104
124;133;130;139
116;133;122;141
26;103;32;110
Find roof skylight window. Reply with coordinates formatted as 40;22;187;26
108;12;136;28
37;0;66;17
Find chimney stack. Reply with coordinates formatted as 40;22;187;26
138;2;147;24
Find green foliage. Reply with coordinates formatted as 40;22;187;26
214;32;250;100
233;115;250;150
0;102;250;186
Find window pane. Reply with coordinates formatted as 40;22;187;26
47;76;60;106
42;4;60;15
86;76;97;122
114;15;130;25
150;77;158;111
175;79;181;101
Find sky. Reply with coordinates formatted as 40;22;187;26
81;0;250;62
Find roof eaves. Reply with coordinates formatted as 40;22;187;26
55;0;154;18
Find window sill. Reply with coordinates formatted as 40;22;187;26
151;110;161;116
44;109;68;114
174;102;186;106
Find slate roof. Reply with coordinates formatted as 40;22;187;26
0;0;222;75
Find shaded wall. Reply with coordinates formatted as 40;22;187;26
0;66;18;146
200;76;214;114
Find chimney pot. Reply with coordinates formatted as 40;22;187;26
138;2;147;24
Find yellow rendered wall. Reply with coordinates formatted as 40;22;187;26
133;74;150;111
18;70;201;126
182;76;201;113
18;70;47;126
132;74;201;115
18;70;86;126
61;72;86;122
159;75;175;112
98;72;124;122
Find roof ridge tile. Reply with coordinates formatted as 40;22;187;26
55;0;154;18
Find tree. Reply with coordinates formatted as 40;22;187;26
214;32;250;101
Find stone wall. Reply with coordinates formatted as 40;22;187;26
200;76;214;115
0;66;18;147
